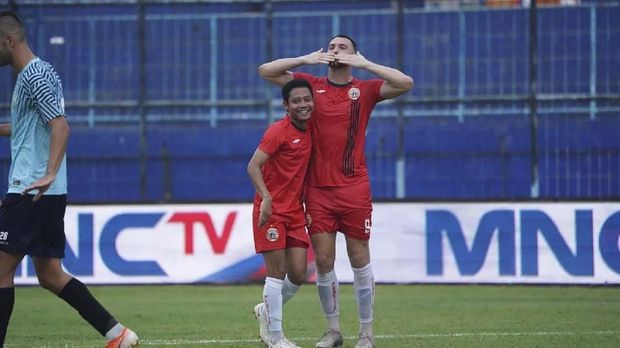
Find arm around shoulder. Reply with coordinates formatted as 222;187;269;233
258;48;332;87
258;56;306;87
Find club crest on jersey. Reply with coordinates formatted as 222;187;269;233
348;87;361;100
266;227;279;241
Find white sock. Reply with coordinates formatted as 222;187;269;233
352;264;375;334
282;275;301;305
264;277;284;334
105;323;125;340
270;330;284;344
316;270;340;331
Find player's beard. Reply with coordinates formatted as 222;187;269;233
328;60;346;68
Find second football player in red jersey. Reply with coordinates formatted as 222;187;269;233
258;35;413;348
247;79;314;348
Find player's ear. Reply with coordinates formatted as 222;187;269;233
5;33;16;49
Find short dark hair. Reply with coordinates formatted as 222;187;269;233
282;79;313;102
0;10;22;24
328;34;357;51
0;10;25;40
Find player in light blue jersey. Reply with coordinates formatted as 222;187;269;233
0;11;138;347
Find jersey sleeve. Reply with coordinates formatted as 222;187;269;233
364;78;385;104
293;72;319;87
257;124;283;156
29;73;65;123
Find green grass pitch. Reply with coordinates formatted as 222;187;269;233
4;284;620;347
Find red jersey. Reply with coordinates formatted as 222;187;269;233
254;115;312;221
294;72;384;187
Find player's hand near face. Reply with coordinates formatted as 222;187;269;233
336;50;414;99
258;196;272;226
333;51;371;69
301;48;336;65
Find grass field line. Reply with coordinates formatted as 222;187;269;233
140;330;620;345
5;330;619;347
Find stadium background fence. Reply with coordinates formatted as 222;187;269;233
0;0;618;203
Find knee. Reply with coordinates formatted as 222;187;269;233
37;273;57;292
0;254;22;287
314;249;335;269
348;248;370;269
36;271;67;294
266;263;287;280
287;264;307;285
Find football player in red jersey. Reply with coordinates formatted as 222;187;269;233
258;35;413;348
247;79;314;348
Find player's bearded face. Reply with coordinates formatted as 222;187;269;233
327;37;355;68
328;53;343;68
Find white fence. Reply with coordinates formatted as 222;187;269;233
13;202;620;285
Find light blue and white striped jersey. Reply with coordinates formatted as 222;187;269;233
8;57;67;195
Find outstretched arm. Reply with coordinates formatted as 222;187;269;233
335;52;414;99
247;149;272;226
258;48;335;87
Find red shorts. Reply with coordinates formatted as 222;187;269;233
305;180;372;241
252;211;310;253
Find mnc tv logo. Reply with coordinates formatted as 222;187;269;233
15;209;247;281
426;209;620;277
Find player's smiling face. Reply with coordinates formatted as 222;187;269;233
328;37;355;68
285;87;313;125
